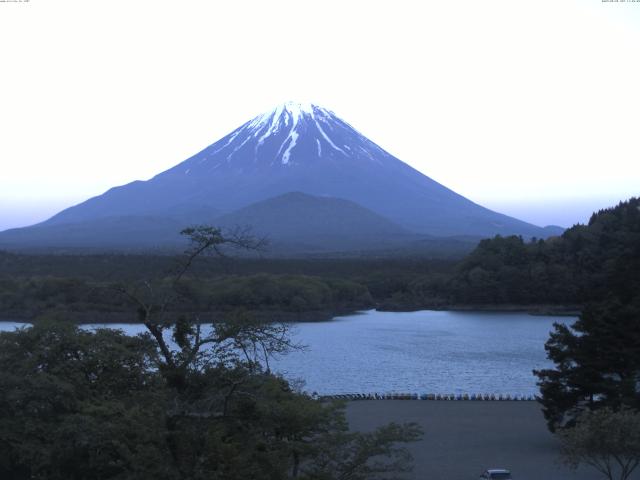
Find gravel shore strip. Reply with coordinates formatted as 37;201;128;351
346;400;608;480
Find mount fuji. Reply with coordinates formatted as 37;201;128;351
0;102;562;252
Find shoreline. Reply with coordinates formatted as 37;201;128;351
0;303;580;325
376;303;581;317
0;307;362;325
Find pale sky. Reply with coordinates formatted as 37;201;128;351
1;0;639;231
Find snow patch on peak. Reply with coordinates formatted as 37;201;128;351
280;130;299;165
281;101;314;122
220;101;349;164
256;105;284;147
313;117;346;156
248;103;285;134
246;101;336;134
276;104;305;165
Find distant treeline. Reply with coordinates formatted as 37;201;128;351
1;197;638;321
0;254;454;321
0;273;374;322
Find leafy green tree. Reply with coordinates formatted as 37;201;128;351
0;321;173;480
559;408;640;480
301;422;422;480
0;320;422;479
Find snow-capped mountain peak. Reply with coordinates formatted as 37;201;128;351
246;101;325;139
184;101;384;169
250;101;330;126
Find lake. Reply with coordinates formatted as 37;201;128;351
0;309;573;396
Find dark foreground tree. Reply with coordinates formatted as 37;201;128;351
0;321;421;479
0;322;170;480
559;408;640;480
534;298;640;432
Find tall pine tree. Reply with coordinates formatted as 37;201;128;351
534;197;640;431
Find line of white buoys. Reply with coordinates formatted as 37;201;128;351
316;393;537;401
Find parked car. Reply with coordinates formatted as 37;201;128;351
479;469;512;479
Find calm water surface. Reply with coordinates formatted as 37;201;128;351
0;310;574;395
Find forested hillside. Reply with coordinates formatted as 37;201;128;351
448;197;640;306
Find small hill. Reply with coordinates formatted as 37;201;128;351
215;192;415;252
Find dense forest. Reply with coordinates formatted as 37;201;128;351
0;197;638;322
0;255;453;322
449;197;640;305
531;198;640;434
